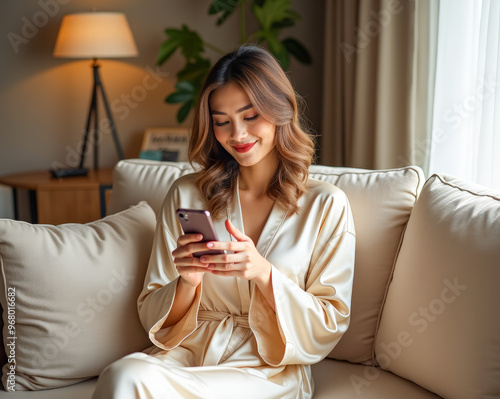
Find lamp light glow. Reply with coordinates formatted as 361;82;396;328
53;13;138;59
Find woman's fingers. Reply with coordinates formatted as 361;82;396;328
225;219;250;242
177;233;203;246
200;251;244;265
172;234;218;259
176;265;214;274
173;256;206;267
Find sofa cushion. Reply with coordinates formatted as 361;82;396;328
310;165;424;364
375;174;500;399
312;359;440;399
0;202;155;391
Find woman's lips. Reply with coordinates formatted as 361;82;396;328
232;141;257;153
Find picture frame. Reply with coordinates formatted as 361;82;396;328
140;127;190;162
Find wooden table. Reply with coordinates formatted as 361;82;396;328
0;169;113;225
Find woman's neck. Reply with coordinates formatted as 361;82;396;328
238;151;279;198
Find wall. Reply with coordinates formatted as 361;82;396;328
0;0;325;219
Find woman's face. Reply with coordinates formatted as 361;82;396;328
209;82;277;168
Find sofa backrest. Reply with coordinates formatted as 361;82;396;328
108;159;425;365
108;159;197;216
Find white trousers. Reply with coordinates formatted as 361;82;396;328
92;352;300;399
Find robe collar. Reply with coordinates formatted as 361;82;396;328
226;175;288;257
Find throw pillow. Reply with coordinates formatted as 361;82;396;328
375;174;500;399
0;201;155;391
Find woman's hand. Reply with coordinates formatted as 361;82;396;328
174;220;275;312
201;220;272;286
171;233;212;287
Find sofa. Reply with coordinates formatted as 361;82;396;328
0;159;498;398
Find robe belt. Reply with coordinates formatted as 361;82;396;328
198;310;250;329
197;311;250;365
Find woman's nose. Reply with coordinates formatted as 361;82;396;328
231;122;247;141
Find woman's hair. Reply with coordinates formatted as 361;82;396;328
189;45;315;219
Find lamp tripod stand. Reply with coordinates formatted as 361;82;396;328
79;59;125;170
50;60;125;178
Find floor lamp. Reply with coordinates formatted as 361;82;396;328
52;12;138;177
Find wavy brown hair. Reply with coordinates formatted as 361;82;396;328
189;45;315;219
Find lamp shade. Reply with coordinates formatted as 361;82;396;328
53;12;138;59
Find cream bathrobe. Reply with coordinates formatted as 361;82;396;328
95;173;355;399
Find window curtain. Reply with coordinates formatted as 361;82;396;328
321;0;438;171
428;0;500;190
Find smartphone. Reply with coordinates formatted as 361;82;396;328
176;208;225;257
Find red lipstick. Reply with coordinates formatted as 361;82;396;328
232;142;257;153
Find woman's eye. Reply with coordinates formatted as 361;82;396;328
245;114;259;121
214;121;229;127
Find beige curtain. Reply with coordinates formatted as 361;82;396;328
321;0;438;171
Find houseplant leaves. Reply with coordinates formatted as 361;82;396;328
157;0;312;123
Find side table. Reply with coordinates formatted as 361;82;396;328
0;169;113;225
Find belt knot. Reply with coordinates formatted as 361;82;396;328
198;310;250;329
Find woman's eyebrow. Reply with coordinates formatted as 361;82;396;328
211;104;253;115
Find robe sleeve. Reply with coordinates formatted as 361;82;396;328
249;188;356;366
136;180;203;351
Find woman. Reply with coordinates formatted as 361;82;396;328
93;45;356;399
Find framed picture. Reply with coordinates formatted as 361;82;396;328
140;128;190;162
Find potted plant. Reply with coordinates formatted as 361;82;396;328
157;0;312;123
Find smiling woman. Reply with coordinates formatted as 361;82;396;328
92;45;356;399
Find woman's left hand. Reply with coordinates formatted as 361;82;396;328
199;219;271;286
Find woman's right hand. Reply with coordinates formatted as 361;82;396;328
171;234;211;287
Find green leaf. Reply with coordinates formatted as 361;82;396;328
175;80;196;93
209;0;241;25
157;25;205;65
265;32;289;69
252;0;298;31
165;81;196;104
177;100;194;123
177;58;211;82
270;17;296;30
166;91;194;104
282;37;312;64
157;39;180;66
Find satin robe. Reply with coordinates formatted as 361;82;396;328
134;173;355;399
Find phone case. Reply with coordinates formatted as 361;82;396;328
176;208;225;257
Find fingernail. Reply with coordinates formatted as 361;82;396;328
206;242;214;248
197;234;203;240
200;257;207;262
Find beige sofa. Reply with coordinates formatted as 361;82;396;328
0;159;498;398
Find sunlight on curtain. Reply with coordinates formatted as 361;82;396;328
428;0;500;190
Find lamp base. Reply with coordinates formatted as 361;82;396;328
50;168;89;179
